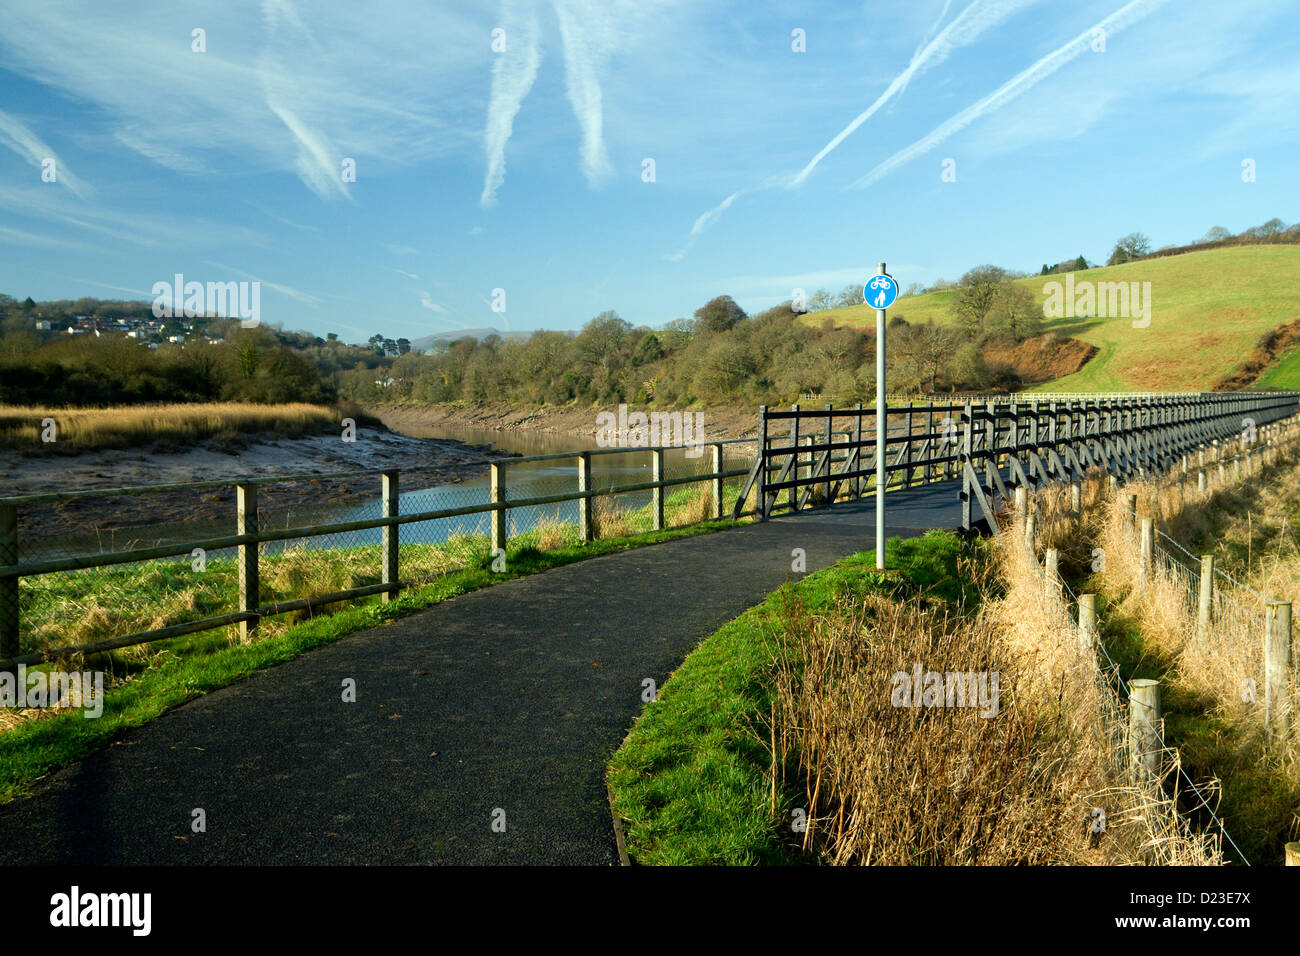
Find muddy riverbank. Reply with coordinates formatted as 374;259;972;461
366;401;762;443
4;426;512;542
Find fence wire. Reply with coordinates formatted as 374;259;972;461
1052;566;1246;864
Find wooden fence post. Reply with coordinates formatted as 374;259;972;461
490;462;507;555
903;401;913;487
237;483;259;642
652;448;665;531
852;404;863;499
1128;678;1162;780
823;404;832;506
1024;512;1036;551
1044;548;1060;602
578;452;594;542
1265;601;1292;745
1197;555;1214;644
382;470;399;602
1124;493;1138;533
1070;482;1082;515
1198;468;1207;493
1139;518;1154;593
1014;486;1027;519
757;405;769;520
925;404;934;483
0;502;17;661
789;404;800;514
711;443;724;520
1078;593;1097;659
1287;843;1300;866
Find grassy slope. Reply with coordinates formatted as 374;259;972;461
801;245;1300;392
606;531;978;865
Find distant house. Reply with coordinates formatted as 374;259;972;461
168;334;185;344
34;320;51;330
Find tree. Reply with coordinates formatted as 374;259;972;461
1245;217;1286;241
693;295;747;334
834;284;865;308
807;288;833;312
948;265;1010;338
990;284;1041;342
1201;225;1232;243
945;342;989;391
1073;255;1088;271
1106;232;1151;266
396;337;412;355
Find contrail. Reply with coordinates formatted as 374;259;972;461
481;0;542;207
671;0;1034;259
0;107;88;197
789;0;1038;187
851;0;1171;189
551;0;615;186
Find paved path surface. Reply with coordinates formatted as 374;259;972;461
0;480;964;865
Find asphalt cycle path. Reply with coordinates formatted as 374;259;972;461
0;479;964;865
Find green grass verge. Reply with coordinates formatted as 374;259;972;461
605;529;982;865
0;515;739;805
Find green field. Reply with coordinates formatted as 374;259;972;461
804;245;1300;392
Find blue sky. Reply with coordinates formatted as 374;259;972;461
1;0;1297;343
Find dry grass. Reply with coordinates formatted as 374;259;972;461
0;402;338;450
767;516;1219;864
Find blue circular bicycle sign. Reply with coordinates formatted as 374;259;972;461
864;273;898;310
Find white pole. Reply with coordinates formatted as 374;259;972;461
876;261;887;571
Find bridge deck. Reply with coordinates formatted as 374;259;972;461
0;479;964;865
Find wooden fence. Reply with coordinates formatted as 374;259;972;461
0;439;754;669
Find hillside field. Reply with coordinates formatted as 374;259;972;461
802;245;1300;392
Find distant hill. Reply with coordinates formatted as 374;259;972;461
410;327;533;352
802;245;1300;392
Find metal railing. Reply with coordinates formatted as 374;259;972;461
737;393;1300;531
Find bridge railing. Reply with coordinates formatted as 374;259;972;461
0;437;758;670
740;393;1300;531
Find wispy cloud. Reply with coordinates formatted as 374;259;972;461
381;242;422;256
0;1;483;200
418;292;448;313
204;259;321;307
65;277;154;297
851;0;1173;188
0;108;89;197
0;225;96;252
393;268;421;280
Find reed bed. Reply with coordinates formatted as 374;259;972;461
0;402;339;450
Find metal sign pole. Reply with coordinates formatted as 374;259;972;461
875;260;887;570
